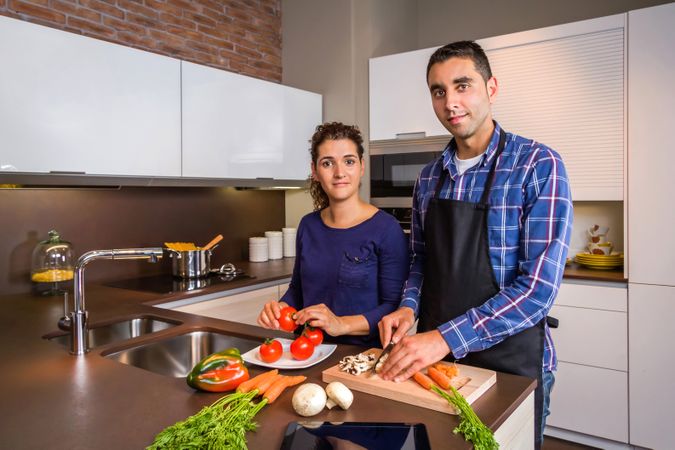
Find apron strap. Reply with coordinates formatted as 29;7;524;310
433;127;507;204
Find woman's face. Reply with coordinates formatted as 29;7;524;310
312;138;364;204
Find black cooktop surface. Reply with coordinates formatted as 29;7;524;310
106;272;255;294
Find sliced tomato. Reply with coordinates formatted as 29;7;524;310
259;338;283;363
290;336;314;360
302;325;324;346
278;306;298;332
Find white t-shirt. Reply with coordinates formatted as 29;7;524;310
454;152;485;176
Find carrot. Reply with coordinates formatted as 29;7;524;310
413;371;436;390
255;373;284;396
433;363;459;379
262;375;307;404
427;366;452;389
236;369;279;393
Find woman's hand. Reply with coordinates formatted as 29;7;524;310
293;303;347;336
256;300;289;330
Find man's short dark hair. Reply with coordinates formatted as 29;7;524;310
426;41;493;83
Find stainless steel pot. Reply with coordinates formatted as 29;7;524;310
166;249;213;278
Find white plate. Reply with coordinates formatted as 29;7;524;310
242;338;337;370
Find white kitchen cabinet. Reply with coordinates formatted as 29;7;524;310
627;2;675;286
547;281;628;442
369;14;625;201
548;362;628;443
0;15;181;177
629;283;675;449
173;283;289;326
182;61;321;180
369;48;447;141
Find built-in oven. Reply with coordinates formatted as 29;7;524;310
369;137;446;209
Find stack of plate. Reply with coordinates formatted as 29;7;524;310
265;231;283;260
574;252;624;270
249;237;269;262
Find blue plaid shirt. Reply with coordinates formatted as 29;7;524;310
400;123;572;372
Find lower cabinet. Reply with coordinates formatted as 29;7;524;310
174;283;289;326
628;283;675;449
547;281;628;443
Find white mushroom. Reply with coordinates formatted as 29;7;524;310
292;383;327;417
324;381;353;410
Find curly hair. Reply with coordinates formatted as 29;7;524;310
308;122;365;211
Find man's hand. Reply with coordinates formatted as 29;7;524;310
256;300;289;330
378;330;451;382
378;306;416;348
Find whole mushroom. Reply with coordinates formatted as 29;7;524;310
292;383;327;417
325;381;353;410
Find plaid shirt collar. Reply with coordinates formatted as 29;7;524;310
441;121;504;180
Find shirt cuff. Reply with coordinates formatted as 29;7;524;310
437;313;482;360
399;298;419;316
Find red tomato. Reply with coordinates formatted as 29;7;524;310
259;338;283;363
303;326;324;346
290;336;314;360
278;306;298;332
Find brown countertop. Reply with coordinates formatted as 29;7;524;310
563;263;627;283
0;258;535;449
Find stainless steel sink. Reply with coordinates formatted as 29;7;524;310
49;316;180;348
103;330;260;377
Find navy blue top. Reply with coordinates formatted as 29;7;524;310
281;209;409;347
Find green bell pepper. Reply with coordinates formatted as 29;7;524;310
186;347;250;392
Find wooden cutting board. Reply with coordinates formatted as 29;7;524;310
321;348;496;415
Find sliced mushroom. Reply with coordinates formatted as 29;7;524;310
325;381;353;410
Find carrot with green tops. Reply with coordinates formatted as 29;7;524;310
255;373;284;396
262;375;307;404
428;365;452;389
236;369;279;393
413;371;436;390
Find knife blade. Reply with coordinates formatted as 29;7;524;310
370;341;395;375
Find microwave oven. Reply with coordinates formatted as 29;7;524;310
369;137;447;208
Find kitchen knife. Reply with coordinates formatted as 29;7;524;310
370;341;395;375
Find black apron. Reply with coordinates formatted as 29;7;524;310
418;130;546;449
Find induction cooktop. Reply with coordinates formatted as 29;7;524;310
106;272;255;294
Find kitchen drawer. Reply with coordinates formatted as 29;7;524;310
556;282;627;311
174;286;279;326
549;304;627;371
548;361;628;443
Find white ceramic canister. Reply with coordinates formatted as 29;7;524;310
265;231;283;260
249;237;269;262
282;227;297;257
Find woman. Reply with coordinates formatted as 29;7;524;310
257;122;409;346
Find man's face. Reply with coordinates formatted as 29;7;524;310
427;57;497;141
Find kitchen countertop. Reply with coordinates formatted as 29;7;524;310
0;258;536;449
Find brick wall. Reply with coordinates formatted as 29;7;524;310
0;0;281;82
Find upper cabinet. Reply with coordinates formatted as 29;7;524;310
182;62;322;180
369;15;626;201
627;2;675;287
0;15;181;177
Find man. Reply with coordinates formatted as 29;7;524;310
378;41;572;449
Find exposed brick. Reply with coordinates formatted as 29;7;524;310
117;0;158;20
126;11;159;28
117;30;157;49
183;10;216;28
166;26;203;42
66;16;115;37
5;0;282;83
102;15;146;35
146;0;184;17
202;34;233;51
78;0;124;19
9;0;65;24
159;12;196;30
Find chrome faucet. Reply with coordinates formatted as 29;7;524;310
61;248;163;355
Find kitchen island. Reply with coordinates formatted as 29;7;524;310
0;259;535;449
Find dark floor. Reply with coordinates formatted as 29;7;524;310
543;436;600;450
